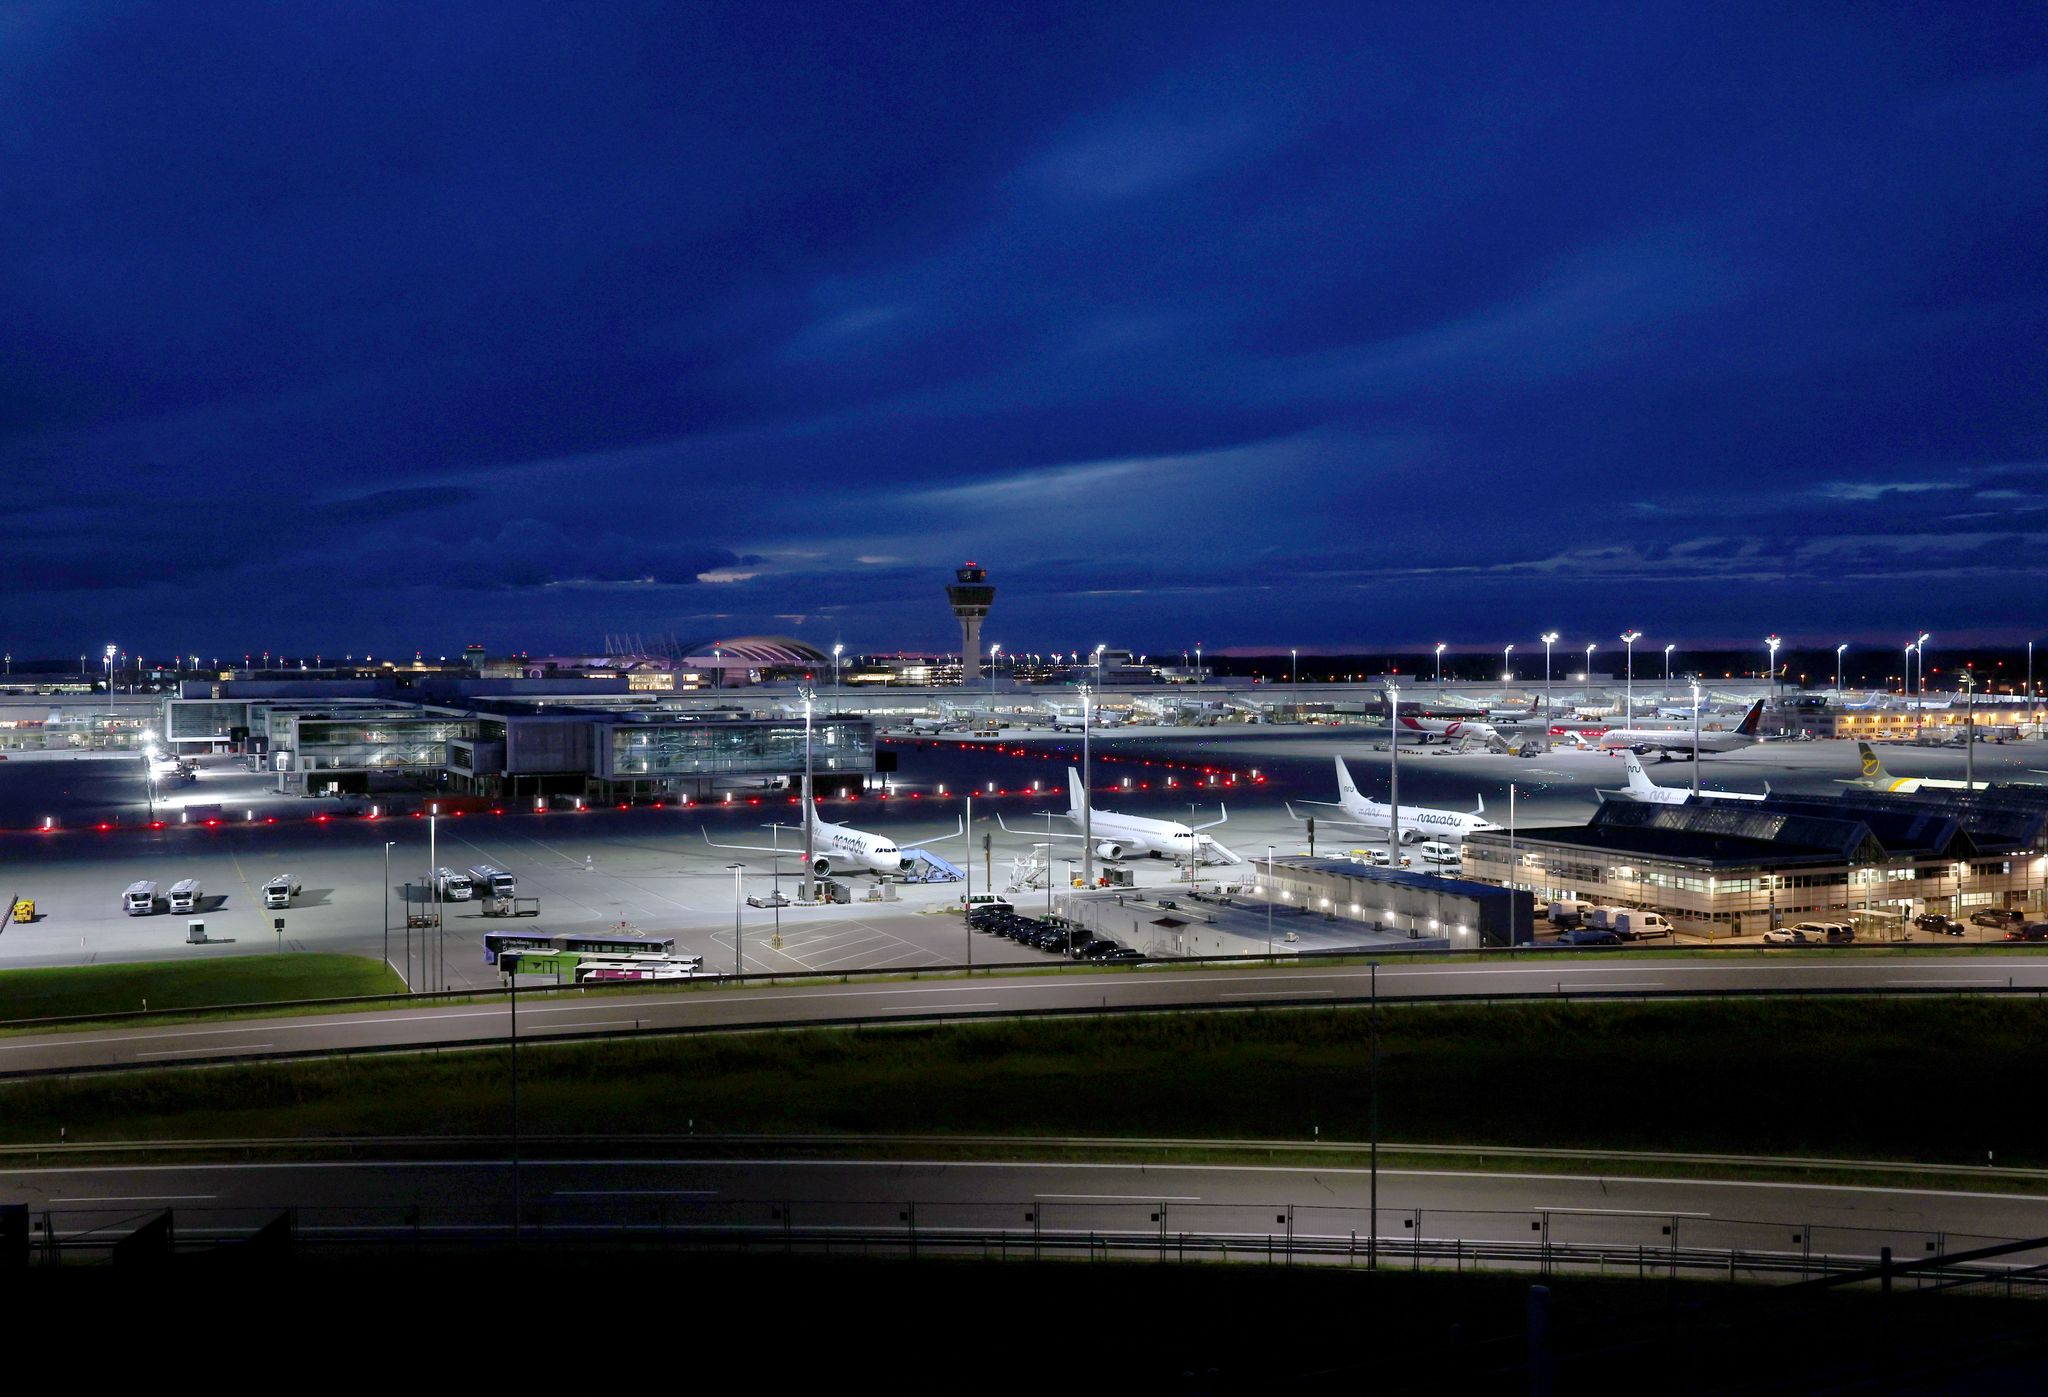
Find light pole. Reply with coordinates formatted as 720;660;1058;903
1290;648;1297;690
1368;959;1379;1271
2029;640;2035;726
1963;669;1977;791
1079;684;1095;889
831;643;843;708
1583;644;1596;704
988;644;1000;696
728;862;745;978
1386;683;1401;857
1434;643;1445;685
1691;680;1702;795
1663;643;1675;689
1502;643;1514;685
799;687;817;901
383;841;395;980
1914;633;1930;738
1835;644;1847;697
1540;633;1558;724
1265;845;1275;961
1766;635;1780;705
1620;630;1641;727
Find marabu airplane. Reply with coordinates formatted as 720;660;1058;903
704;774;962;877
1598;751;1768;805
999;768;1234;863
1288;756;1501;843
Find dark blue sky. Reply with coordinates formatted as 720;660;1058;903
4;2;2045;661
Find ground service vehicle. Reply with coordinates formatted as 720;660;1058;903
1547;899;1592;927
435;868;474;901
167;879;202;914
262;875;301;909
123;881;158;915
467;865;516;899
1555;926;1620;946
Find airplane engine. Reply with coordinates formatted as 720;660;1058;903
1094;841;1126;862
811;856;833;877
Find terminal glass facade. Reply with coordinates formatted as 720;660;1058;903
607;718;873;780
295;716;476;772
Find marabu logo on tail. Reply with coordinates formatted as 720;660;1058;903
1860;743;1884;777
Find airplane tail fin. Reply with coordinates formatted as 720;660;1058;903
1334;756;1361;804
1067;766;1088;819
1736;698;1766;737
1473;792;1485;815
1623;751;1658;792
1857;741;1890;783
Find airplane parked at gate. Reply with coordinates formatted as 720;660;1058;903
1595;700;1767;759
1598;752;1769;805
1287;756;1501;843
1838;742;1973;793
999;768;1234;863
704;774;962;878
1397;714;1502;746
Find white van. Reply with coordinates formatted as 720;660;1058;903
262;875;301;909
1416;841;1463;867
1612;910;1672;941
1547;899;1593;927
435;868;474;901
168;879;203;914
123;880;159;916
1587;906;1628;932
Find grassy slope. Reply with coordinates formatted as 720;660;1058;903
0;954;403;1022
6;997;2047;1167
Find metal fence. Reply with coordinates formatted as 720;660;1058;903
19;1195;2048;1300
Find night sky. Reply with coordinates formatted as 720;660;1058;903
4;3;2045;661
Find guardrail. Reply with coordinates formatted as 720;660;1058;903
18;1197;2048;1300
4;936;2045;1034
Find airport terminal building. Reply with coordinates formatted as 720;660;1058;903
1462;788;2048;938
159;680;877;804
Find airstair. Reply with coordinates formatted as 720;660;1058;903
899;848;964;883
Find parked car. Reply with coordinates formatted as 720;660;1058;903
1914;912;1964;936
1762;927;1810;945
1091;946;1144;963
1554;927;1620;946
2003;924;2048;943
1972;909;2024;928
1073;938;1123;960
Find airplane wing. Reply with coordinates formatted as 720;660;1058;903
899;816;966;851
998;812;1082;840
701;825;807;856
1286;800;1379;828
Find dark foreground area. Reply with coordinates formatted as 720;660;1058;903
18;1250;2048;1393
14;997;2048;1168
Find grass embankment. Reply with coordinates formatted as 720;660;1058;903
7;997;2048;1170
0;954;403;1024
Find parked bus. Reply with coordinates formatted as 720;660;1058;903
482;929;678;965
500;949;703;983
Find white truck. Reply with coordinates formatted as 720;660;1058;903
262;875;302;909
167;878;203;914
434;868;474;901
123;880;159;916
1547;898;1593;928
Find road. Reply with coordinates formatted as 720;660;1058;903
4;952;2045;1076
7;1157;2047;1271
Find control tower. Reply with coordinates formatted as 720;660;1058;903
945;562;995;682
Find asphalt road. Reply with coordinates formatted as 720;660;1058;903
8;1158;2047;1271
4;952;2045;1076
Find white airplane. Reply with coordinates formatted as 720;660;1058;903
1287;756;1501;843
1595;699;1766;758
999;768;1231;863
1397;714;1502;746
1598;751;1768;805
1838;742;1972;793
704;775;963;878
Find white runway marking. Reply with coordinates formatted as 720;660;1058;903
55;1194;216;1203
138;1043;272;1057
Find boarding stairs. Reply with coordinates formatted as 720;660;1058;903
899;848;964;884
